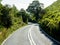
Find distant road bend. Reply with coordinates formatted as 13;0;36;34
1;23;59;45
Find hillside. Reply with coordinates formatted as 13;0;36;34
39;0;60;41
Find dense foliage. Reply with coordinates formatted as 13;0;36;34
39;0;60;41
17;9;29;23
0;2;28;44
0;5;12;28
26;0;44;21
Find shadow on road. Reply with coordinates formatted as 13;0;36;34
39;26;60;45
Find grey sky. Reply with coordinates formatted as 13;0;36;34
1;0;57;10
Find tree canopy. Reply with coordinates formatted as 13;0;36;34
39;0;60;41
26;0;44;21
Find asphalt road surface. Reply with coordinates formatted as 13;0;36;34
1;24;59;45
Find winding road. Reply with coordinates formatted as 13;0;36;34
1;23;59;45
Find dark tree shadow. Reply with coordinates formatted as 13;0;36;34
38;25;60;45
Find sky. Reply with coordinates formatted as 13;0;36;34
1;0;57;10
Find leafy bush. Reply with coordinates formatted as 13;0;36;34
39;0;60;41
0;2;26;45
0;5;12;28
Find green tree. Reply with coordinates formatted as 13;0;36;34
11;5;18;17
20;9;28;23
13;5;18;17
26;0;44;21
0;5;12;28
40;0;60;41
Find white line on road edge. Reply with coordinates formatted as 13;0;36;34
28;25;36;45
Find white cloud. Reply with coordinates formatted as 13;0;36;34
1;0;57;10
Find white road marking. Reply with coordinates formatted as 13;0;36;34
28;25;36;45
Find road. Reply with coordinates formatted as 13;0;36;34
1;24;59;45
